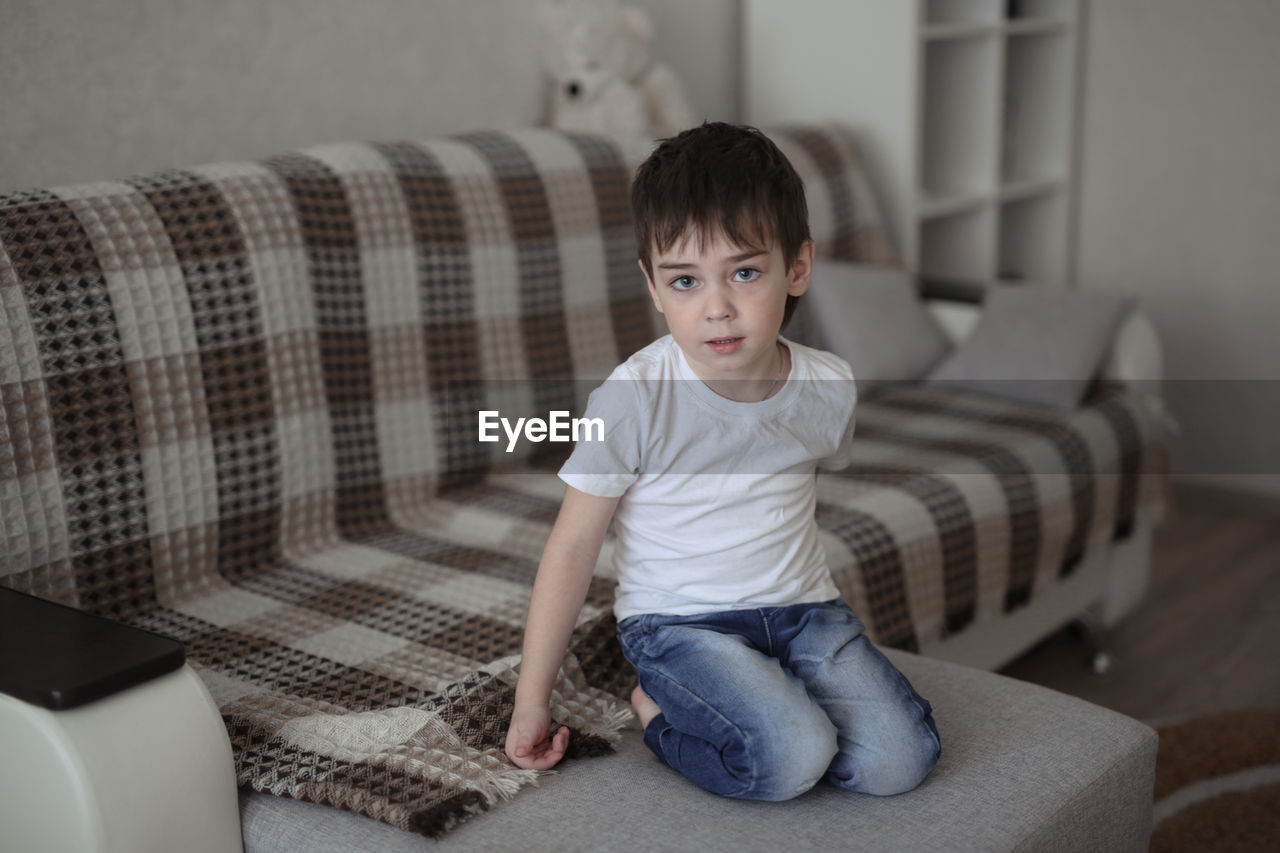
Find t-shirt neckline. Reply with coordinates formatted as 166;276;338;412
672;336;802;417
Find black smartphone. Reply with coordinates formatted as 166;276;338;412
0;587;185;710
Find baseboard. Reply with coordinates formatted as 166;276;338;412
1171;477;1280;519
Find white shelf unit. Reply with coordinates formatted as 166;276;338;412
743;0;1084;286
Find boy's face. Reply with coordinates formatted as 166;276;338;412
642;228;813;385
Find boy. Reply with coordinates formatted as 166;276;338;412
505;123;940;800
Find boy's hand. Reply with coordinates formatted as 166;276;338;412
505;704;570;770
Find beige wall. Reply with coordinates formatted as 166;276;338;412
640;0;740;124
1076;0;1280;496
0;0;739;192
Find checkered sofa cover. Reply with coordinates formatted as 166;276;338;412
0;126;1164;837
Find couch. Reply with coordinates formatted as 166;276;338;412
0;125;1165;851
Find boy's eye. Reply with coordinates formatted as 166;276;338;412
670;276;697;291
733;268;761;283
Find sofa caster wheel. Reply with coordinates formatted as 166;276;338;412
1073;611;1115;676
1091;650;1115;676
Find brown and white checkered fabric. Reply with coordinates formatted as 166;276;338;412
826;384;1166;652
0;126;1164;837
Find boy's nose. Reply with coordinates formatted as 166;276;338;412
703;284;734;320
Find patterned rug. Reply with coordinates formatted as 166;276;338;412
1151;707;1280;851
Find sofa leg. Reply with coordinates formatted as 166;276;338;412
1074;610;1116;675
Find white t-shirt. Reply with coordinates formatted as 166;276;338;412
559;334;857;620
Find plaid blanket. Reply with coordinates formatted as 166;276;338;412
829;383;1166;652
0;126;1164;837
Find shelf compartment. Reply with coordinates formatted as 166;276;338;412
920;206;995;281
921;36;1002;197
1000;30;1076;184
1005;0;1079;23
998;194;1068;282
925;0;1004;26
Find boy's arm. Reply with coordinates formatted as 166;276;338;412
506;484;620;770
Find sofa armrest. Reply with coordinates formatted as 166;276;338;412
1100;308;1163;385
0;590;242;853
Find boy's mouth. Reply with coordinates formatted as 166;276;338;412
706;336;744;354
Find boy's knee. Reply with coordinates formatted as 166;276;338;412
861;745;939;796
745;718;839;801
832;720;941;796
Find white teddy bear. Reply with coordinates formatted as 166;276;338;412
540;0;697;138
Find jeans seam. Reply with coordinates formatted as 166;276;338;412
889;667;942;761
759;609;774;657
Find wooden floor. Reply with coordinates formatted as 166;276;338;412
998;484;1280;724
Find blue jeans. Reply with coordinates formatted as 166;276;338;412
617;599;940;801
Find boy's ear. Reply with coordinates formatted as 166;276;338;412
640;259;665;314
787;239;815;297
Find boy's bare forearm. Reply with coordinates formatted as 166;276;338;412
514;544;598;707
515;487;619;709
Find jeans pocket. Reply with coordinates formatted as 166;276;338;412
616;615;652;665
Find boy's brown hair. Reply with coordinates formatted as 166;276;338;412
630;122;811;328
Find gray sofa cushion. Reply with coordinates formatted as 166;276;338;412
239;649;1157;852
927;285;1133;408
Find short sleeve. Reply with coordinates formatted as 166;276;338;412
818;408;857;471
813;351;857;472
558;376;644;497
